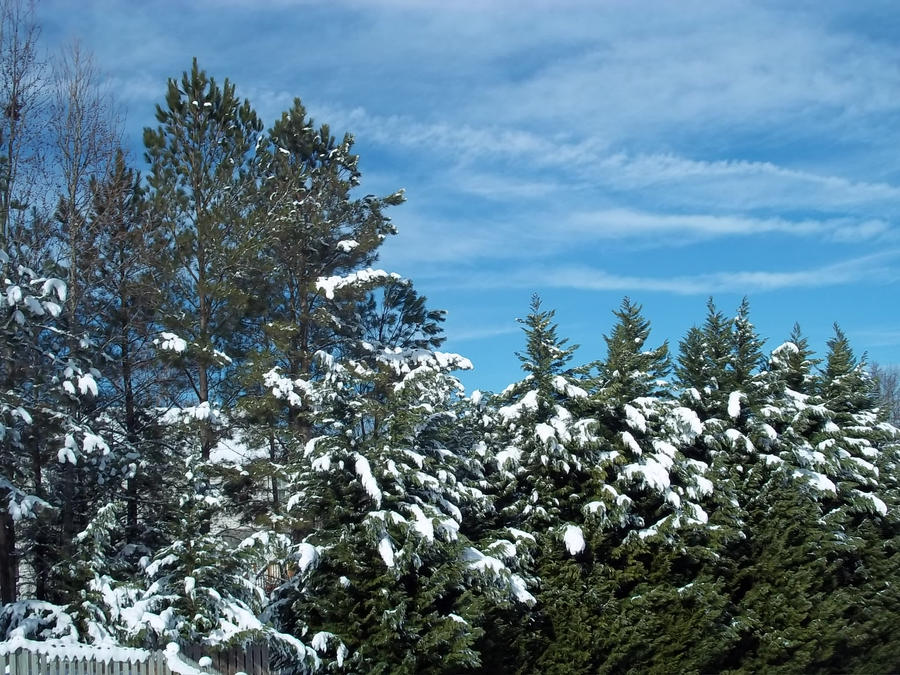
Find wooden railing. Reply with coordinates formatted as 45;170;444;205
179;642;270;675
0;638;222;674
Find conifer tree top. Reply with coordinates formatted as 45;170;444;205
514;294;579;401
596;296;669;404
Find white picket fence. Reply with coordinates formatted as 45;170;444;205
0;638;221;675
0;650;169;674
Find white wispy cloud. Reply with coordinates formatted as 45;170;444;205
446;324;522;342
38;0;900;351
587;154;900;211
434;250;900;296
313;106;900;227
380;206;895;274
562;209;893;243
464;3;900;143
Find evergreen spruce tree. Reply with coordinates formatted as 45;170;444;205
266;341;528;673
710;324;899;671
776;323;820;394
594;297;669;405
555;298;719;674
675;298;732;420
114;455;315;663
491;295;589;527
810;325;894;516
584;298;709;544
673;326;706;404
729;297;766;406
673;299;768;529
718;461;851;672
51;501;127;644
474;296;592;671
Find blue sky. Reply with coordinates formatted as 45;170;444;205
40;0;900;393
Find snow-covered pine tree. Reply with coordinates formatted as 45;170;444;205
135;71;271;660
593;297;669;406
729;297;766;404
473;296;595;670
673;300;736;480
812;325;898;517
678;316;900;671
707;324;899;671
229;97;406;527
256;97;404;383
97;454;317;667
713;331;835;670
584;298;709;547
775;323;820;394
0;247;108;611
672;299;768;530
758;325;898;520
265;331;529;672
675;298;732;421
50;501;126;643
706;299;772;506
674;326;706;404
488;295;591;535
547;298;717;673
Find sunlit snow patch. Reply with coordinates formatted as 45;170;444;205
562;524;585;555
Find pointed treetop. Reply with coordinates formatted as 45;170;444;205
701;298;732;392
144;58;261;180
729;296;765;390
674;299;730;414
515;294;579;400
597;296;669;403
824;323;857;381
675;325;707;392
769;323;820;394
819;323;879;416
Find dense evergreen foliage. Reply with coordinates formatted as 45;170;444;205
0;10;898;672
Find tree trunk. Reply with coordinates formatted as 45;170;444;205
60;462;75;556
0;507;16;603
197;234;212;461
30;439;48;599
121;321;139;535
269;430;279;511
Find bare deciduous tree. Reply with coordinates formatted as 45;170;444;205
49;39;122;330
870;362;900;426
0;0;43;607
45;40;122;558
0;0;43;252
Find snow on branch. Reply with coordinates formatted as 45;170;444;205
315;268;404;300
155;332;187;353
462;547;535;605
376;348;473;376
